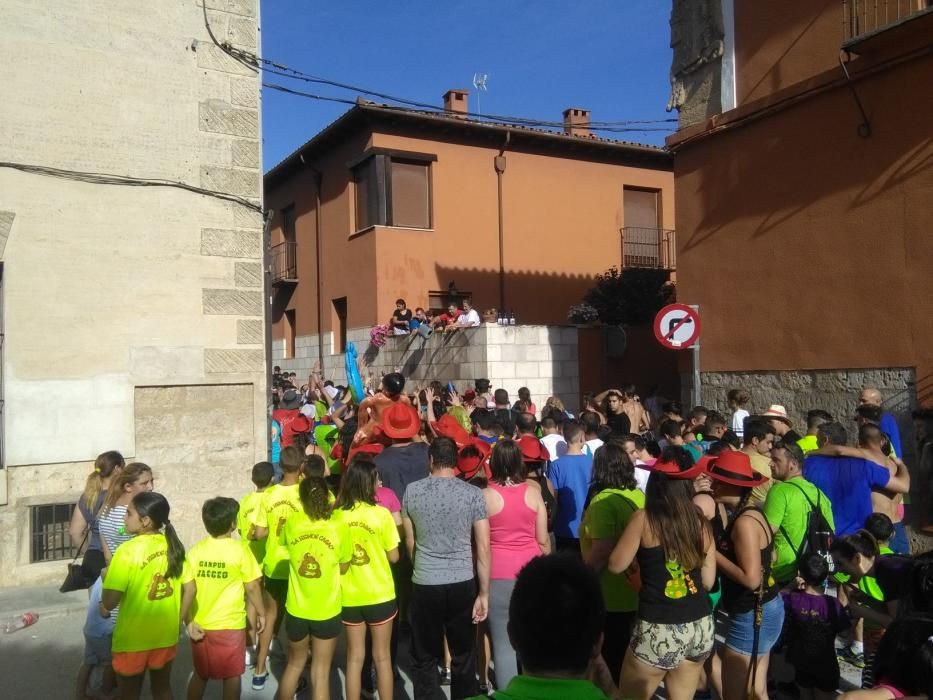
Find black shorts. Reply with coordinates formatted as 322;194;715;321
285;612;342;641
342;599;398;626
795;668;839;692
263;576;288;602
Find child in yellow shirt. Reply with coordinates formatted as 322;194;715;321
101;492;195;699
186;497;266;700
278;474;352;700
238;461;274;665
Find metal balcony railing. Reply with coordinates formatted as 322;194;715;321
271;241;297;284
622;227;676;270
843;0;932;42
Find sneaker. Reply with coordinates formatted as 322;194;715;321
439;667;451;686
251;671;269;691
360;690;376;700
293;676;309;699
245;646;256;668
837;645;866;669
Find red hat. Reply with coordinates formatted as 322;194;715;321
468;438;492;460
431;414;471;447
456;446;486;480
291;415;312;434
648;454;705;480
381;403;421;440
694;455;716;475
517;435;548;463
347;442;385;463
706;451;768;488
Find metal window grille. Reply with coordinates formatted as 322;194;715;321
31;503;78;562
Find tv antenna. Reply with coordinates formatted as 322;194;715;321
472;73;488;121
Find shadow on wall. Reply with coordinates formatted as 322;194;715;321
432;265;601;326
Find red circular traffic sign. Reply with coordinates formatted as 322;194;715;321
653;303;701;350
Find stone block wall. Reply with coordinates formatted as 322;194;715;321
697;366;916;453
273;324;581;411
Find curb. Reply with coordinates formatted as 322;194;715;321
0;588;88;624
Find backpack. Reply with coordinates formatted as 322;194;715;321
778;480;835;572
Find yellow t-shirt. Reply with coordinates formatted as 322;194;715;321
103;533;194;653
187;536;262;631
283;512;352;621
748;452;774;504
238;489;268;564
334;503;400;607
251;482;302;579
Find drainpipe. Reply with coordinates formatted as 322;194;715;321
300;154;325;367
495;130;511;312
262;207;275;452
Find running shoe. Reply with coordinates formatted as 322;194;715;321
245;645;256;668
439;667;451;686
293;676;309;699
251;671;269;691
837;645;866;669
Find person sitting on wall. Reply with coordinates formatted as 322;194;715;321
352;372;412;446
457;299;481;328
434;303;461;331
388;298;413;336
409;308;427;333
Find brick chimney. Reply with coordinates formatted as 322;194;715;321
563;107;591;137
443;89;469;118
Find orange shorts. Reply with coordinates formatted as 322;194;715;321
112;645;177;676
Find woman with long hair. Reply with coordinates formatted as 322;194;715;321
334;456;401;700
483;439;550;689
579;441;645;681
69;451;124;581
98;463;154;563
607;454;715;700
707;451;782;700
100;492;195;700
278;475;352;700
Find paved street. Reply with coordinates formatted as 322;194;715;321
0;589;420;700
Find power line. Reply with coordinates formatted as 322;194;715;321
0;161;262;212
201;6;676;135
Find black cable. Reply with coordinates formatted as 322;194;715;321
201;5;675;135
263;82;674;134
0;161;262;212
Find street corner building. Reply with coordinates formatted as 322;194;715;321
0;1;266;585
264;90;675;410
667;0;933;435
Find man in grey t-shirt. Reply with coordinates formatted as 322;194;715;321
402;437;490;700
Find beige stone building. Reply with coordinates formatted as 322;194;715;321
0;1;266;586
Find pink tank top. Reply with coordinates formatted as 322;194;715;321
488;482;541;580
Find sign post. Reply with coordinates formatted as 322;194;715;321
653;303;702;407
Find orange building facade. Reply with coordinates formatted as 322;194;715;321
265;94;675;383
669;1;933;431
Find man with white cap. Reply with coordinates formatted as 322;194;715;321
760;405;803;446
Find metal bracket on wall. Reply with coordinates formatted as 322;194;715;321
838;53;872;138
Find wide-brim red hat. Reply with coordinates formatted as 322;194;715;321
517;435;548;463
431;414;471;447
648;455;705;480
347;442;385;463
381;403;421;439
457;450;485;480
706;450;768;488
468;438;492;459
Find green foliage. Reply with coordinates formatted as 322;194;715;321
582;267;675;326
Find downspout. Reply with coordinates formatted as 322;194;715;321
300;153;325;366
494;130;511;312
262;208;274;455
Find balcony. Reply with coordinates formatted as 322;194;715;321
271;241;297;285
621;227;676;271
843;0;933;52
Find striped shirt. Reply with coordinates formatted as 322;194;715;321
98;506;131;556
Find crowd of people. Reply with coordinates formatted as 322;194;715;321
67;367;933;700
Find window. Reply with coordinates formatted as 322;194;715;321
623;187;661;229
352;152;433;231
31;503;78;562
282;204;296;244
284;309;296;359
332;297;347;354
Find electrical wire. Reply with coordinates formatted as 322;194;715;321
201;4;676;135
0;161;262;212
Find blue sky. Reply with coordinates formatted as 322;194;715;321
260;1;674;171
